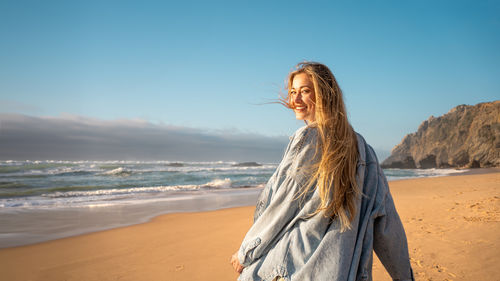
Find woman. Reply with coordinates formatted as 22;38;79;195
230;62;414;281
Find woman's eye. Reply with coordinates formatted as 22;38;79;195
302;89;310;94
290;91;296;95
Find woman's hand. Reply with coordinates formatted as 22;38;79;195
230;251;245;274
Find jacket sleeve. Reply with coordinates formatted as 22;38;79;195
238;131;317;267
373;166;415;281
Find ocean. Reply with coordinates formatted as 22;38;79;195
0;160;467;248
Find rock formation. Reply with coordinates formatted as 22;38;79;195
381;101;500;169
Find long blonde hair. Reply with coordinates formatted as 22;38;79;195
282;62;359;231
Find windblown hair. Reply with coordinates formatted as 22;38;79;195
282;62;360;231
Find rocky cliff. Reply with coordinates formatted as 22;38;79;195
381;101;500;169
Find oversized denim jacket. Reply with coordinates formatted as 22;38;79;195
237;125;414;281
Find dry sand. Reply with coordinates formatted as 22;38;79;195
0;172;498;281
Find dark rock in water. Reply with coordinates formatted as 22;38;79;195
382;155;416;169
381;101;500;169
166;162;184;167
232;162;262;167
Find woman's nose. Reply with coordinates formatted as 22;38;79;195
293;93;302;103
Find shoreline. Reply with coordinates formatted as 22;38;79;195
451;166;500;176
0;167;498;249
0;187;262;248
0;172;498;280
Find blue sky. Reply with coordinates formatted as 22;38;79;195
1;0;499;159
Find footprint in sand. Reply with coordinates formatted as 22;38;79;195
469;203;480;208
410;257;424;268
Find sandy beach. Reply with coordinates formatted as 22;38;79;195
0;172;498;281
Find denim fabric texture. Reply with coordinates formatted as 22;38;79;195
237;125;414;281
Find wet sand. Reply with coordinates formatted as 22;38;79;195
0;172;498;281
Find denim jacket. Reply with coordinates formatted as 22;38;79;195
237;125;414;281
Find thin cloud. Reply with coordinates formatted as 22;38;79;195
0;114;289;162
0;100;43;114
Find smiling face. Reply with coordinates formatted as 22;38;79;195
290;72;316;123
